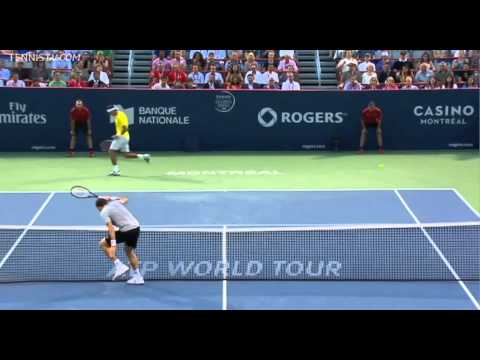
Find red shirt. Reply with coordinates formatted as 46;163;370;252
68;79;88;88
70;106;91;123
151;69;169;80
168;71;188;84
362;107;383;124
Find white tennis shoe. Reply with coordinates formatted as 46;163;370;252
127;276;145;285
112;263;129;280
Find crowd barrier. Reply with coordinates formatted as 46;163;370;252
0;88;478;151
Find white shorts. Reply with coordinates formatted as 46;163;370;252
109;136;130;153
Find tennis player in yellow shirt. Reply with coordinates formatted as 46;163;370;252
106;105;151;176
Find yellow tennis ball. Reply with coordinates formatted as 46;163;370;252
378;163;384;168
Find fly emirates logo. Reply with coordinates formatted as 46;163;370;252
0;102;47;125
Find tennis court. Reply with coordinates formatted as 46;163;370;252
0;173;479;309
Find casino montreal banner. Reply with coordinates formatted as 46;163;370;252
0;88;478;151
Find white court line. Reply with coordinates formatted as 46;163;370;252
0;188;457;194
0;192;56;270
222;225;227;311
451;188;480;219
394;190;480;310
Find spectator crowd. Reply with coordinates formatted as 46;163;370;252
0;50;112;88
149;50;301;91
2;50;479;91
334;50;479;90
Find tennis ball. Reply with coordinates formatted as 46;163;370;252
378;163;384;168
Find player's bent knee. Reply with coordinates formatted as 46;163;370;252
99;238;107;248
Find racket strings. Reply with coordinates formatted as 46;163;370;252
71;186;93;198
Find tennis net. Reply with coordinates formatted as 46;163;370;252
0;222;479;282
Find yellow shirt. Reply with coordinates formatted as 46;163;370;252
115;111;130;140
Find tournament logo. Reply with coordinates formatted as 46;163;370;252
214;91;236;113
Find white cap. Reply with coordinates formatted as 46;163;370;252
106;105;119;113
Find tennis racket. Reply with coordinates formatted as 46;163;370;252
70;185;99;199
100;138;114;152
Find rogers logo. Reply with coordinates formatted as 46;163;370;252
258;107;346;128
258;107;278;128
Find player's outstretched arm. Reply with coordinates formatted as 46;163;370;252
119;196;128;204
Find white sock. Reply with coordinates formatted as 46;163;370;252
113;165;119;172
137;154;144;159
134;268;141;277
114;259;122;268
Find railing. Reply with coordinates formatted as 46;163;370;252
315;50;322;87
127;50;134;87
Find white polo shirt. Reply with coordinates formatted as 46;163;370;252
358;61;375;72
281;80;300;91
266;71;279;83
6;79;26;87
361;72;378;85
245;70;268;85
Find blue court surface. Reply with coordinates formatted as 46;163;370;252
0;189;479;310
